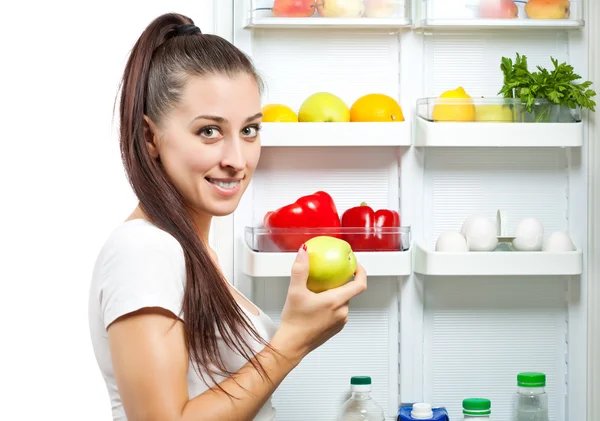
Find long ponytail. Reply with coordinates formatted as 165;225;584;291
117;12;269;393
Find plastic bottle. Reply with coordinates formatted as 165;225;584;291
338;376;385;421
514;372;549;421
462;398;491;421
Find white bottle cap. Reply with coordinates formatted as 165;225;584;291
411;403;434;419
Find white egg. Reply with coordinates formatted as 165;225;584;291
515;217;544;239
460;214;478;237
512;217;544;251
512;236;544;251
464;216;498;251
543;231;575;252
435;231;469;252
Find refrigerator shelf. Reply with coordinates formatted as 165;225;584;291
417;0;583;29
415;116;583;147
242;241;412;277
415;97;584;147
417;18;584;30
413;241;583;276
247;0;412;29
259;122;412;147
245;17;412;29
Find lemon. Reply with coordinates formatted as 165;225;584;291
262;104;298;123
432;87;476;122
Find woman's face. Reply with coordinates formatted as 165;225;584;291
146;72;262;218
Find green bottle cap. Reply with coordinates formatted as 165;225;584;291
350;376;372;385
517;372;546;387
462;398;491;416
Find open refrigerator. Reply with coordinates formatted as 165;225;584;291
206;0;600;420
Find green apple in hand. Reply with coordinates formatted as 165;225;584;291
305;236;358;293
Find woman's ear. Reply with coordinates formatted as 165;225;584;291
143;115;160;159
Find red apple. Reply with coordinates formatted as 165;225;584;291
479;0;518;18
272;0;317;17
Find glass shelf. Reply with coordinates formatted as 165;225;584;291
245;226;411;252
414;97;584;147
417;0;584;29
246;0;412;28
417;97;582;124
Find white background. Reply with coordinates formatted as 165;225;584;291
0;1;217;419
2;1;600;420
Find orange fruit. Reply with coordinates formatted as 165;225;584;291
349;93;405;122
262;104;298;123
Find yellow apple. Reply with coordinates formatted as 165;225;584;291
316;0;365;17
525;0;570;19
363;0;400;17
475;105;515;122
298;92;350;122
305;236;357;293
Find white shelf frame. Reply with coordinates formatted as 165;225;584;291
413;241;583;276
414;116;584;148
416;18;585;30
242;241;412;277
260;122;412;147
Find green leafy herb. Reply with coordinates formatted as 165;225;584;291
499;53;596;117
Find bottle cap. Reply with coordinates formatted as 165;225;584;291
463;398;491;416
517;372;546;387
350;376;372;385
411;403;434;419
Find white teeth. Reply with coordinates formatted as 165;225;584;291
208;179;240;189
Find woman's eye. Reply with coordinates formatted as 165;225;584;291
199;126;222;139
242;125;261;138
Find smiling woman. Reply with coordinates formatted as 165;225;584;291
87;11;367;421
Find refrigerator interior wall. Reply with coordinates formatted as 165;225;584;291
232;2;589;421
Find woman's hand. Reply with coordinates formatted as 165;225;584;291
271;244;368;366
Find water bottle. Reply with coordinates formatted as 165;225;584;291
338;376;385;421
514;372;549;421
462;398;491;421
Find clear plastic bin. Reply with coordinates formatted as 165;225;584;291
245;226;412;252
419;0;582;25
416;97;582;123
250;0;410;21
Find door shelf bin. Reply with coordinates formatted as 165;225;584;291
242;225;412;277
413;241;583;276
242;242;412;277
417;0;583;28
247;0;412;28
260;122;412;147
415;97;584;147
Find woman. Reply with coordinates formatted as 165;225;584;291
88;12;367;421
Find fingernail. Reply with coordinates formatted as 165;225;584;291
302;243;307;251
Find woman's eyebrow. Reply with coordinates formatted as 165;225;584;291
191;112;263;124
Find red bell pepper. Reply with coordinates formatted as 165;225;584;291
341;202;401;251
263;191;341;252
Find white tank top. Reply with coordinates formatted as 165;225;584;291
88;219;278;421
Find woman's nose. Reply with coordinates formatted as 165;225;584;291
220;138;245;171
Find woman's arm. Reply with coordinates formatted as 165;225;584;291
108;307;296;421
108;247;367;421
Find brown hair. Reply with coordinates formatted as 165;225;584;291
117;12;268;392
